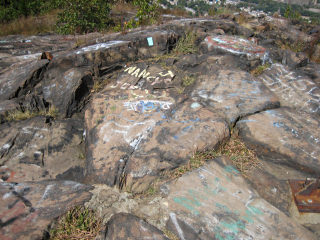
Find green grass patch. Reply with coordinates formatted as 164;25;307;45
49;206;102;240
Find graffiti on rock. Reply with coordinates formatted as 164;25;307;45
205;35;266;59
110;66;175;90
260;64;320;114
170;165;269;240
123;100;173;113
75;41;128;54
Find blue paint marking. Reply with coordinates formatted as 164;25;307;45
147;37;154;46
182;125;192;132
190;117;200;122
273;122;284;128
173;135;179;140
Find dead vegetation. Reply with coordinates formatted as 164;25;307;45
5;105;58;122
251;63;271;76
0;10;58;36
172;31;198;55
170;134;259;179
49;206;102;240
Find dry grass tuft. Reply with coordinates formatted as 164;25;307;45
216;135;259;174
170;135;259;179
160;7;189;17
0;10;58;36
111;1;136;14
250;63;271;77
163;229;179;240
5;105;58;122
49;206;102;240
173;31;198;55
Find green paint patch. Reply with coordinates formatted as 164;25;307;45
224;165;240;176
173;196;200;215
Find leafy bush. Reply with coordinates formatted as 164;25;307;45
55;0;111;34
0;0;56;23
133;0;160;25
284;4;301;20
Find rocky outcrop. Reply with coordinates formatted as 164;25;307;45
165;158;316;240
258;64;320;115
0;116;85;183
0;180;92;240
98;213;168;240
85;64;230;192
237;108;320;176
0;14;320;239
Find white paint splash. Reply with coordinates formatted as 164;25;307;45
169;212;185;240
75;41;128;54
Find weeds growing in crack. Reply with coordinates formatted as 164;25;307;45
250;63;271;77
49;206;102;240
163;228;179;240
172;31;198;55
169;135;259;179
5;105;58;122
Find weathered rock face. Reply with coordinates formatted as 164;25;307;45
202;35;266;60
0;100;20;123
1;14;320;240
0;180;92;240
85;64;229;192
191;69;279;124
0;117;85;183
98;213;168;240
281;50;309;69
0;60;48;101
164;158;316;240
259;64;320;115
237;108;320;176
42;30;181;117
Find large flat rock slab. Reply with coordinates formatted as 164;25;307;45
237;108;320;176
0;117;85;183
0;180;93;240
165;157;316;240
42;29;179;117
259;64;320;115
191;69;279;124
98;213;168;240
203;35;266;60
85;65;229;192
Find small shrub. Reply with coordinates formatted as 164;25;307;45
133;0;160;25
49;206;101;240
173;31;198;55
182;75;196;87
284;4;301;21
55;0;112;34
250;63;271;77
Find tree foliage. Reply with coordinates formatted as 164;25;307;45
0;0;54;23
133;0;159;25
55;0;111;34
